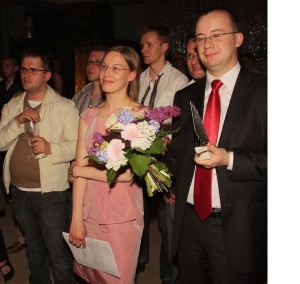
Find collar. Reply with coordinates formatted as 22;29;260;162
206;62;241;93
145;61;172;81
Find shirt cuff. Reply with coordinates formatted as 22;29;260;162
226;151;234;170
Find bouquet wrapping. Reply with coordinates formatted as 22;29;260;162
86;106;180;197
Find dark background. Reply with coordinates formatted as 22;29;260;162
0;0;267;98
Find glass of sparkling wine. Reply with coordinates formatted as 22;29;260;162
24;120;47;159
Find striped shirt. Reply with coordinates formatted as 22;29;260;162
72;82;104;115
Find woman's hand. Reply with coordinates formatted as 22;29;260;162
115;167;134;183
69;218;87;248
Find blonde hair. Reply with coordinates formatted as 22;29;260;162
103;46;141;101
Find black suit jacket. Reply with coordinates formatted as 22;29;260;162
166;68;267;273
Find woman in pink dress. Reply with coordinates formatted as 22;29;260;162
69;46;144;284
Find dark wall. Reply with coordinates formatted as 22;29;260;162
2;2;114;98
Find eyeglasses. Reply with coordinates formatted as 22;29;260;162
20;67;47;74
99;63;130;73
186;53;199;61
195;32;239;46
85;60;102;67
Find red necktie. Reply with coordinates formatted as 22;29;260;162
194;79;223;221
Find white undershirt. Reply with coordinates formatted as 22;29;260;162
187;63;241;208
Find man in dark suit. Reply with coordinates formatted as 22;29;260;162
165;7;267;284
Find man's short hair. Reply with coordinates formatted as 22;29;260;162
87;45;109;58
2;57;18;66
185;33;196;45
20;47;54;73
139;25;171;46
198;7;241;32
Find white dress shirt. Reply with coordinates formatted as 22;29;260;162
138;61;189;108
187;63;241;208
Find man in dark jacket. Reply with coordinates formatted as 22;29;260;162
0;57;23;116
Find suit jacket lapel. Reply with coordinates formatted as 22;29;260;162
190;80;206;118
218;69;252;147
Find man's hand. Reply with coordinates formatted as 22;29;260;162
194;143;229;169
162;136;171;146
163;190;176;205
15;107;41;127
68;161;78;183
161;137;171;155
31;136;51;156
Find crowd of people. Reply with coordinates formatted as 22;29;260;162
0;7;266;284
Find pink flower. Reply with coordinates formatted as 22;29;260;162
121;123;141;141
106;139;125;161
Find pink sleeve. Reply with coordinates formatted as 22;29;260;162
81;108;98;124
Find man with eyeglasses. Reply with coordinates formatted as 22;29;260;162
185;35;206;83
137;25;189;284
0;47;79;283
72;46;107;115
68;46;108;242
164;7;267;283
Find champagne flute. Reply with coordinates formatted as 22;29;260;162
24;120;47;159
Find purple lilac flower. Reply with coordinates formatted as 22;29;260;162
88;146;98;155
148;120;160;133
93;132;104;144
145;106;181;123
96;149;108;163
117;109;135;125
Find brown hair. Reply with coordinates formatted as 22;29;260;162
139;25;171;46
197;7;241;32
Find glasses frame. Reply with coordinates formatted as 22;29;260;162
186;53;199;61
20;67;47;74
85;60;102;67
99;62;131;73
195;32;240;46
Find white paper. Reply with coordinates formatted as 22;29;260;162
62;232;120;278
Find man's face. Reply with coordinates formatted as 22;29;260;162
140;31;168;66
86;51;105;82
20;57;51;94
186;39;206;80
195;10;243;77
2;59;18;79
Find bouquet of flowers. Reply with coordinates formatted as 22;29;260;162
86;106;181;197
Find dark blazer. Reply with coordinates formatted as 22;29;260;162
166;68;267;273
0;73;23;115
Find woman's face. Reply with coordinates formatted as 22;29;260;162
99;51;136;95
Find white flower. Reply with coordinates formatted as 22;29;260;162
131;137;152;150
137;121;157;140
106;156;128;171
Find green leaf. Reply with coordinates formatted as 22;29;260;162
153;161;168;171
127;153;151;177
157;126;181;138
107;169;118;184
84;155;103;164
